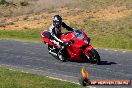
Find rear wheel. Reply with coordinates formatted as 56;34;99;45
48;45;59;59
57;47;68;62
57;53;66;62
88;49;100;64
48;44;67;62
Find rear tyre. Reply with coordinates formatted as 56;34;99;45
58;53;66;62
89;49;100;64
48;45;59;59
57;49;67;62
48;45;67;62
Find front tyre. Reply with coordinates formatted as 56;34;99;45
89;49;100;64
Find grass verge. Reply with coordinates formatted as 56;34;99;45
0;67;83;88
0;29;41;43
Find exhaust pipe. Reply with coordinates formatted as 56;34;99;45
49;50;57;56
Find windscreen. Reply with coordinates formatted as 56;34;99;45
73;30;84;40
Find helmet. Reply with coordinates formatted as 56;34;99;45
53;15;62;28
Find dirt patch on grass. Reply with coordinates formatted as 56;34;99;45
0;7;81;30
0;6;131;30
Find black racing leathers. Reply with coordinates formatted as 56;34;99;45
49;22;73;47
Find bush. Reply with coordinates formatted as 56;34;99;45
0;0;7;5
20;1;29;6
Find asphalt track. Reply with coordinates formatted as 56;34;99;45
0;40;132;88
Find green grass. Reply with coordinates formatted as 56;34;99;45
0;29;42;42
0;67;84;88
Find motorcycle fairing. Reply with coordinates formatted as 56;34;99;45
40;31;54;46
40;29;94;61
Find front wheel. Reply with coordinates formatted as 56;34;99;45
88;49;100;64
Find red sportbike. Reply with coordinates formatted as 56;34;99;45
40;29;100;64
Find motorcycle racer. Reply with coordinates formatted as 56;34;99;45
49;15;74;47
46;15;74;61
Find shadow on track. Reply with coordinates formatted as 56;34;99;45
98;61;117;65
71;60;117;65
